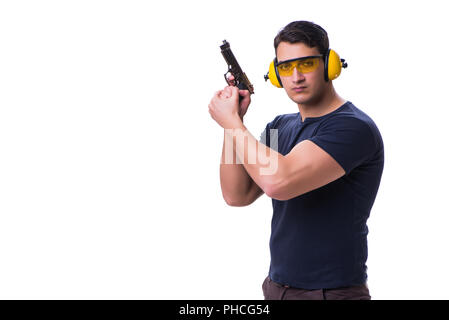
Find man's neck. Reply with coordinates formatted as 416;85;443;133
298;86;346;122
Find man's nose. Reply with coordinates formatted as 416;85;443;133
292;67;305;82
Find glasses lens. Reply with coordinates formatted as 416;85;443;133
277;61;294;76
298;58;319;73
277;57;320;76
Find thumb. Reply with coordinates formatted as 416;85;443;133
230;86;240;101
239;89;249;98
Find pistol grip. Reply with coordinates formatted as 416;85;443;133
237;82;247;103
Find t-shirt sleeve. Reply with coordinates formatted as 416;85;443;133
308;116;377;174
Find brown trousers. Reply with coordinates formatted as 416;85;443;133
262;276;371;300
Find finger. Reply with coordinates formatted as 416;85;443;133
220;93;231;99
230;86;240;101
216;90;227;99
230;86;240;95
224;86;233;94
226;74;236;86
238;89;249;97
218;86;232;99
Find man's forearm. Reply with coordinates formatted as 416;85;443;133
224;123;284;195
220;130;253;203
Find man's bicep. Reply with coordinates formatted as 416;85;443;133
271;140;345;200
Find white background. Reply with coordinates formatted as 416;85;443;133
0;0;448;299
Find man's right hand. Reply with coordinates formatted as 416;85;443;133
226;74;251;120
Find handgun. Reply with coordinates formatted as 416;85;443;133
220;40;254;95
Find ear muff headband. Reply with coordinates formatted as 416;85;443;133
265;49;348;87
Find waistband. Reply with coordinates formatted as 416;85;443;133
268;277;368;290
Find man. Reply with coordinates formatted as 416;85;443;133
208;21;384;300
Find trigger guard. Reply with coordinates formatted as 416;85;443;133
224;71;231;85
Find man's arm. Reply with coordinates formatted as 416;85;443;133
213;83;263;207
210;86;345;202
220;130;264;207
265;139;345;200
229;124;345;201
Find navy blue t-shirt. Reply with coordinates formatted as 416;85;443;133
260;101;384;290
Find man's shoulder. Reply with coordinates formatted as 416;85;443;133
320;101;383;149
322;102;379;130
267;112;298;128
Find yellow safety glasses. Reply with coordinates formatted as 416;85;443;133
276;55;322;77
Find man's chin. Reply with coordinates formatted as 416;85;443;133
289;93;310;105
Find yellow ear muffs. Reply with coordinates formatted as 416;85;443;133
264;59;283;88
265;50;348;86
324;49;348;81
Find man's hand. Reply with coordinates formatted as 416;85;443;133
209;74;252;129
209;86;244;129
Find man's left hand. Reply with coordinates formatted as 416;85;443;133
208;86;243;129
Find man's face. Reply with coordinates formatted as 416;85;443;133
276;42;327;105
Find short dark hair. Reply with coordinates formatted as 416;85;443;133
274;21;329;56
